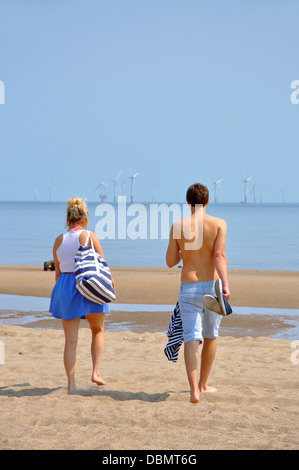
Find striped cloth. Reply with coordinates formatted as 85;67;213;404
164;302;184;362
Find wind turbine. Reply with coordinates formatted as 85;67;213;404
34;186;38;201
121;179;126;196
242;173;253;204
251;182;257;203
151;184;156;203
129;170;139;202
111;170;122;202
47;182;52;202
212;178;224;203
260;186;264;204
95;181;107;202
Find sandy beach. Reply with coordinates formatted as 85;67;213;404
1;265;299;308
0;266;299;450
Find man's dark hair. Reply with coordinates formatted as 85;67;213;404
186;183;209;206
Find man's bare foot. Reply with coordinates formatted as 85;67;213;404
91;374;106;386
199;384;217;393
190;389;200;404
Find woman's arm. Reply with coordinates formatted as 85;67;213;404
83;231;115;289
90;231;105;259
53;235;63;282
79;230;104;257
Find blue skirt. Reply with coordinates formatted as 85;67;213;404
49;273;110;320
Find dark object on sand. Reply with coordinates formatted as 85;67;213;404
44;260;55;271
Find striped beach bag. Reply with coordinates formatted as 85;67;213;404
74;231;116;305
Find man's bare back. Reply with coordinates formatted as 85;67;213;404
166;206;230;300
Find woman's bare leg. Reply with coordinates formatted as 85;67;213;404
86;312;106;386
62;317;80;391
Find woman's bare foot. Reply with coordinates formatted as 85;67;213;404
67;380;76;392
91;374;106;386
190;388;200;404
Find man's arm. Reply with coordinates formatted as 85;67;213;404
213;220;230;299
166;225;182;268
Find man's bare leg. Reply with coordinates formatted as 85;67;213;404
199;337;218;393
184;340;200;403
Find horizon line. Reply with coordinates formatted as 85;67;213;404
0;199;298;205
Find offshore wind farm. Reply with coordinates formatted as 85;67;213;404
31;170;287;205
90;170;279;205
93;169;140;204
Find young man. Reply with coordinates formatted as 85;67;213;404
166;183;230;403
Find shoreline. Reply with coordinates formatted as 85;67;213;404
1;307;297;341
0;265;299;309
1;265;298;340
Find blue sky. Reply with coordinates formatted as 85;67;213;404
0;0;299;203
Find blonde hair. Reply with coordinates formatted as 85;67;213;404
66;196;89;228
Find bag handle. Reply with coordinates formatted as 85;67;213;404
84;230;91;247
84;231;100;275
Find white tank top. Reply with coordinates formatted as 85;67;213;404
57;229;85;272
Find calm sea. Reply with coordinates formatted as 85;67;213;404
1;200;299;271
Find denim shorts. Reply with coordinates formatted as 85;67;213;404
178;280;222;343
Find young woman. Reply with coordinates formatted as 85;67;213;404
49;197;114;391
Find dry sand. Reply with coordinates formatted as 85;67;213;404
0;326;298;450
0;266;299;450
